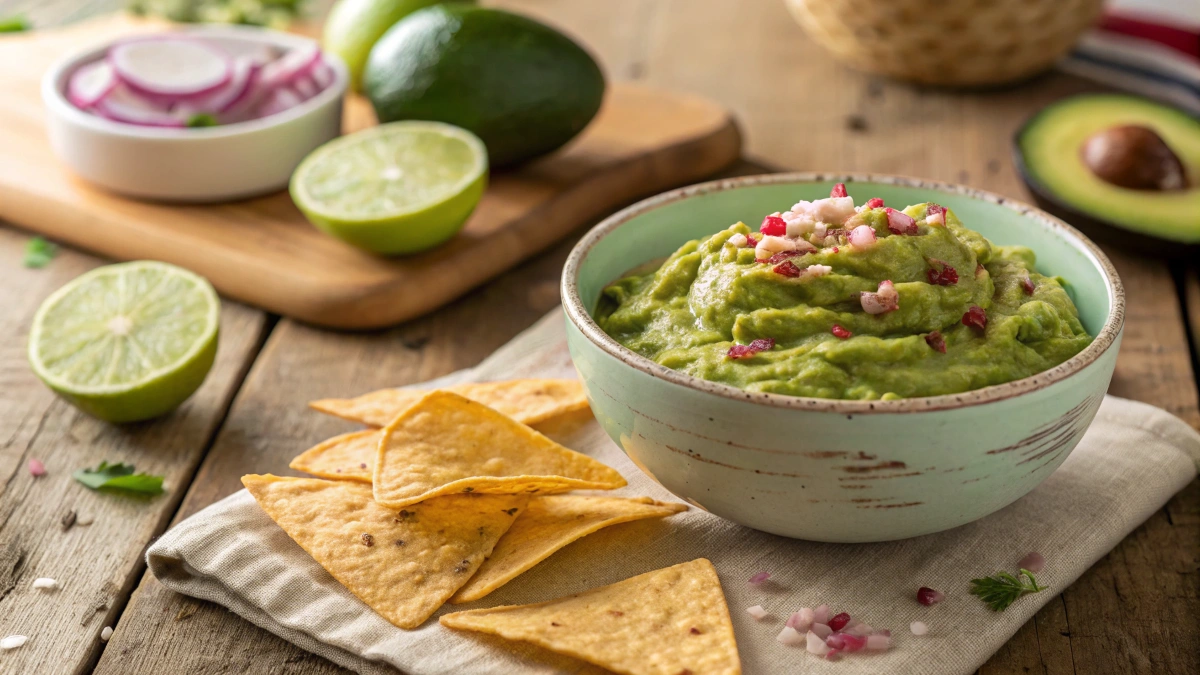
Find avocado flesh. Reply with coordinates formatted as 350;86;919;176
1017;94;1200;244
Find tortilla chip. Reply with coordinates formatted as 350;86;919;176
310;379;589;428
441;559;741;675
241;474;527;629
451;496;687;603
374;391;625;510
289;430;376;482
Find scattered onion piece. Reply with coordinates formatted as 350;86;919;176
910;621;930;636
885;207;919;235
748;571;771;585
917;586;945;605
1019;551;1046;573
28;459;46;477
777;626;806;646
806;631;830;656
746;605;768;620
830;183;848;198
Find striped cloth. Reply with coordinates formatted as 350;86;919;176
1060;0;1200;113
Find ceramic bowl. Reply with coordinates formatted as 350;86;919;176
562;173;1124;542
41;25;347;202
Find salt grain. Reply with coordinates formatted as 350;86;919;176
31;578;57;590
1;635;27;650
100;627;113;642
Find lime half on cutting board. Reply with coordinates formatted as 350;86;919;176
28;261;220;423
290;121;488;255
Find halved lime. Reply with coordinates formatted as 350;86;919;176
28;261;220;423
290;121;488;255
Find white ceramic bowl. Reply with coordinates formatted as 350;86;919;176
42;25;348;202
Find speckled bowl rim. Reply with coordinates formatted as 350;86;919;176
562;172;1125;414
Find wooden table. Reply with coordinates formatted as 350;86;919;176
1;1;1197;673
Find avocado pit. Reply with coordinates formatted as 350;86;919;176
1080;124;1189;191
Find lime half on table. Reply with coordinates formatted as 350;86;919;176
290;121;488;255
28;261;220;423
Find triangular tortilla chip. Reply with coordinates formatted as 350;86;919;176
451;496;687;603
289;429;377;482
310;379;589;428
441;559;741;675
374;391;625;510
241;474;527;629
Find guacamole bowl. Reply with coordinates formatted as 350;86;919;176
562;173;1124;542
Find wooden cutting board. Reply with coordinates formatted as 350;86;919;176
0;15;741;329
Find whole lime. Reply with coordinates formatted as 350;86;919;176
364;4;606;167
322;0;467;92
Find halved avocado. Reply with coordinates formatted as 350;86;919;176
1014;94;1200;257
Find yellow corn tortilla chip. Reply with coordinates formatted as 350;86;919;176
289;429;376;482
309;379;589;428
441;558;741;675
241;474;528;629
451;496;687;604
374;391;625;509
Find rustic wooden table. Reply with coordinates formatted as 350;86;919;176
1;1;1197;674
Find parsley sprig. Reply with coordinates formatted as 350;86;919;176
73;462;164;496
969;568;1045;611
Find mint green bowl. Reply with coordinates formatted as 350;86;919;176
562;173;1124;542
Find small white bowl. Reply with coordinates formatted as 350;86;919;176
42;25;348;203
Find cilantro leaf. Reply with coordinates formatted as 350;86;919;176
0;15;30;33
186;113;218;128
73;461;164;496
968;569;1045;611
23;237;57;268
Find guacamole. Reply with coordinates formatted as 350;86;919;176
596;188;1093;400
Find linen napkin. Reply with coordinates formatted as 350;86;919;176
148;310;1200;675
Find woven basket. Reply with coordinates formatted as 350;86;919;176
784;0;1105;87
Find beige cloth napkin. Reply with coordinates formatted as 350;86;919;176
148;310;1200;675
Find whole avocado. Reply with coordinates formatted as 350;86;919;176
363;4;606;167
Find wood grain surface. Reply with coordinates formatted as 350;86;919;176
1;0;1196;674
0;14;740;329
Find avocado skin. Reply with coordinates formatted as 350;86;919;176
364;4;606;168
1012;94;1200;258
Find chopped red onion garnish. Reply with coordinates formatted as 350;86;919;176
810;623;833;639
865;634;891;651
28;459;46;477
746;234;759;247
746;605;768;620
749;571;771;585
806;631;830;656
885;208;919;235
827;613;851;631
830;183;848;198
777;626;806;646
848;224;877;248
860;280;899;314
1019;551;1046;573
865;197;885;209
844;622;874;637
787;607;815;633
766;250;805;264
812;604;830;625
925;331;947;354
1022;276;1035;295
962;305;988;333
835;633;867;652
925;203;947;225
773;260;802;278
917;586;945;605
910;621;930;636
831;324;852;339
926;260;959;286
760;215;787;236
728;338;776;360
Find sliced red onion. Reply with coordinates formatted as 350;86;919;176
292;75;319;100
835;633;867;652
310;60;335;89
865;197;885;209
827;612;851;631
776;626;806;646
94;86;187;127
259;43;322;89
787;607;815;633
865;634;891;651
109;37;231;101
810;622;832;639
1019;551;1046;573
748;571;770;585
925;203;947;226
67;61;117;108
830;182;847;198
848;224;877;248
256;86;304;118
746;605;768;620
178;56;259;116
917;586;946;605
885;207;919;235
806;631;830;656
910;620;930;636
